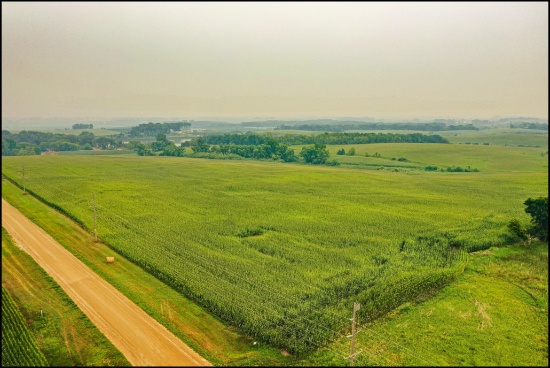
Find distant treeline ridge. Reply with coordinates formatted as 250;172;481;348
275;122;478;132
72;123;93;129
1;130;122;155
509;122;548;130
129;122;191;137
197;132;449;146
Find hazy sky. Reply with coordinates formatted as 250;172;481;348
2;2;548;120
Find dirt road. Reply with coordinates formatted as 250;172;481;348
2;198;212;367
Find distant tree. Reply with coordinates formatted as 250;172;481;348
325;159;341;166
151;134;171;152
49;141;79;151
278;145;298;162
72;123;93;129
524;196;548;241
156;133;168;143
150;141;165;152
160;143;186;157
190;137;210;153
126;140;142;150
346;147;356;156
336;148;345;155
300;143;329;164
78;131;95;145
2;138;17;156
135;143;153;156
93;136;116;149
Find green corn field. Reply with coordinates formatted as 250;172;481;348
1;142;547;355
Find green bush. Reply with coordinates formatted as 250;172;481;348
507;218;528;241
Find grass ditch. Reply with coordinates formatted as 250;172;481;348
2;227;130;366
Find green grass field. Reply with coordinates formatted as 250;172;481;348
318;142;548;173
438;128;548;147
59;149;133;156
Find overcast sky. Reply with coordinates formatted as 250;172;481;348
2;2;548;121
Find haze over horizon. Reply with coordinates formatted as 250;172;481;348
2;2;548;122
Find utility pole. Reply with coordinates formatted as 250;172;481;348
22;162;26;194
345;302;362;366
92;193;97;241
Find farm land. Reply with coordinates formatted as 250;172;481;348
1;126;548;365
2;284;49;367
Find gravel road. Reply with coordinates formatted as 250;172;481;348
2;198;212;366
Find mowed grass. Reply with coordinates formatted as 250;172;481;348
438;129;548;147
319;142;548;173
1;142;547;356
59;149;133;156
1;227;130;367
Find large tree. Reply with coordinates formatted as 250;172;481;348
524;196;548;241
299;143;330;164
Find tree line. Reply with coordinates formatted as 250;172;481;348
1;130;122;155
275;122;478;132
134;133;336;164
509;122;548;131
72;123;93;129
128;121;191;137
2;130;448;167
198;132;449;146
172;132;447;164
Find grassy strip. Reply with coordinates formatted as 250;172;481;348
1;178;293;366
320;142;548;173
305;242;548;366
2;228;130;366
